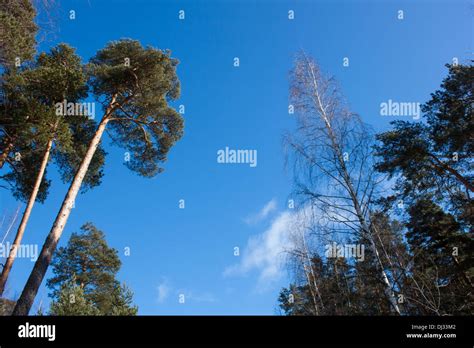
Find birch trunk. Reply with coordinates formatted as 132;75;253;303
0;137;54;296
301;231;324;314
12;101;114;315
304;57;401;314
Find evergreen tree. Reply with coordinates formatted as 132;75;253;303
0;0;38;70
374;63;473;315
0;44;106;295
374;63;473;222
280;60;472;317
279;284;315;316
404;199;473;315
14;39;183;315
47;223;137;315
0;0;38;168
109;283;138;316
279;213;412;316
49;276;100;316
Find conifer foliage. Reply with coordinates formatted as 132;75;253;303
279;62;473;316
13;39;184;315
47;223;137;315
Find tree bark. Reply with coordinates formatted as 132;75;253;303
12;98;115;315
428;154;474;192
0;137;54;296
303;56;401;314
0;141;14;169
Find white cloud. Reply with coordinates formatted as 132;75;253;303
156;278;218;305
225;207;312;290
156;279;171;303
243;198;278;225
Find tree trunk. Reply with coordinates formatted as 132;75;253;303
340;157;401;315
12;109;113;315
0;141;14;169
428;154;474;192
329;122;401;314
301;233;324;314
0;137;54;296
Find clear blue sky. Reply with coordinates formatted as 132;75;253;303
0;0;471;314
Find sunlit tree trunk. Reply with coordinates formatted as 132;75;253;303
13;97;116;315
0;137;54;296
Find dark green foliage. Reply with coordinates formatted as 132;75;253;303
109;283;138;316
369;63;474;315
22;43;88;105
374;64;473;221
404;199;474;315
373;64;473;314
0;0;38;69
12;39;183;316
88;39;184;177
279;253;394;316
0;96;53;202
49;275;100;316
1;44;105;200
278;284;315;316
424;64;473;157
1;148;51;202
47;223;138;315
47;223;121;305
52;117;106;192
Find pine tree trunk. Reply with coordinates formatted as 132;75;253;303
0;141;14;169
0;137;54;296
12;110;112;315
428;154;474;192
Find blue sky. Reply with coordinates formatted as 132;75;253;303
0;0;471;314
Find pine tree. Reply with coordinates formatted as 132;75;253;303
109;284;138;316
374;63;473;220
0;0;38;168
0;0;38;70
46;223;137;315
49;276;100;316
279;284;315;316
374;63;474;315
404;199;473;315
13;39;183;315
0;44;106;296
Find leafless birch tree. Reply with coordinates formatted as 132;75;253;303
284;52;401;314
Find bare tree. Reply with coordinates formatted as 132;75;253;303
284;52;401;314
286;207;326;315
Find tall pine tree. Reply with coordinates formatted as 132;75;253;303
14;39;183;315
0;44;106;296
